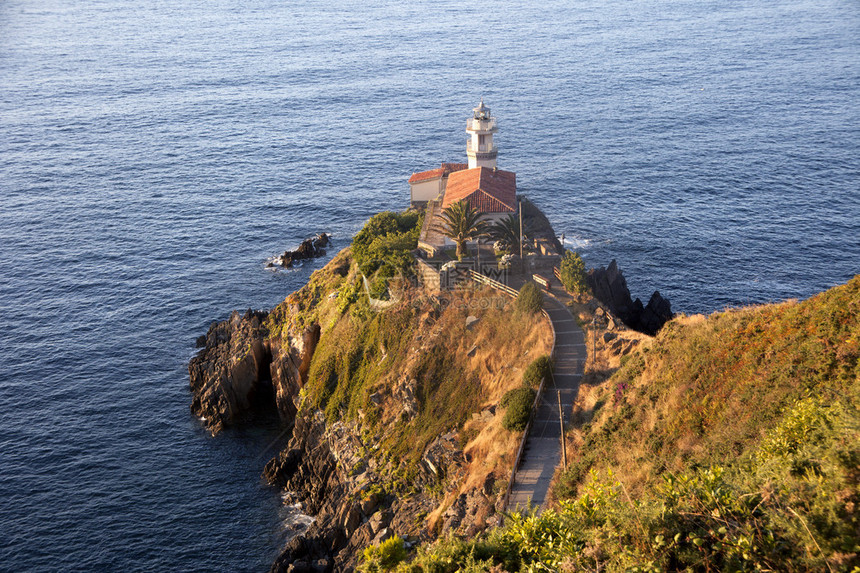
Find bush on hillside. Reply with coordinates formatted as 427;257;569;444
516;281;543;314
502;387;536;431
351;211;422;301
559;249;588;295
359;536;407;572
352;211;422;277
523;355;553;387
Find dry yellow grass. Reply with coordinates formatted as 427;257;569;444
419;286;553;528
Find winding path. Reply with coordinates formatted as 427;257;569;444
506;292;586;512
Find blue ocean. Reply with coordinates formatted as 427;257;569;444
1;0;857;569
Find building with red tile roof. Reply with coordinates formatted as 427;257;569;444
409;162;468;206
413;101;520;249
408;162;468;184
442;167;516;213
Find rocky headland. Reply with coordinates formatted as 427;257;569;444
189;245;554;572
188;211;677;572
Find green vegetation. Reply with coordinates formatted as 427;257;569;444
432;201;488;261
352;211;423;300
489;214;528;254
516;282;543;314
265;249;352;336
501;387;536;432
378;276;860;571
360;536;408;572
559;249;588;295
381;342;483;467
268;244;552;501
305;303;416;425
557;275;860;496
522;355;552;388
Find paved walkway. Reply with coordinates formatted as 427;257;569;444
507;291;586;512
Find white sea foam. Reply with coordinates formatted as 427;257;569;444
278;495;315;535
562;236;592;250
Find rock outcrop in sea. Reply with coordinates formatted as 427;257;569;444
270;233;331;268
587;259;673;335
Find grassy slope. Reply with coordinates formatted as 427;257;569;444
557;275;859;498
266;247;553;515
387;276;859;572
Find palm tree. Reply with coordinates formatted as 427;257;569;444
433;200;489;260
490;213;529;254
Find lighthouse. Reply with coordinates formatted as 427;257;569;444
408;100;515;222
466;99;498;169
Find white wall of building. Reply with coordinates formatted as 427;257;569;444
410;178;442;203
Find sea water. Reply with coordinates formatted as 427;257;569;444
1;0;857;569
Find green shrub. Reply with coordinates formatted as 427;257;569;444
360;535;407;572
336;277;362;313
352;211;422;277
522;355;552;387
502;387;536;431
516;282;543;314
559;250;588;295
369;270;392;300
404;535;509;573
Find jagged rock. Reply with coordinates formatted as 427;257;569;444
392;378;419;420
441;485;497;537
360;495;379;516
482;473;496;497
189;299;322;435
372;527;394;544
442;494;467;532
587;260;673;335
188;309;272;433
267;323;320;425
422;432;465;481
342;504;362;537
641;290;673;335
368;510;391;535
280;234;331;268
289;560;311;573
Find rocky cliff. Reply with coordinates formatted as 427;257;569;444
188;309;318;434
189;309;272;434
189;248;549;572
261;408;507;572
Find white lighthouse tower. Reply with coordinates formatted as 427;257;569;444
466;99;498;169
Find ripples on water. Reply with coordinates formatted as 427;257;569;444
1;0;858;569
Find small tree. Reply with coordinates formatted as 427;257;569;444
489;214;529;254
433;200;488;261
559;250;588;295
516;281;543;314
